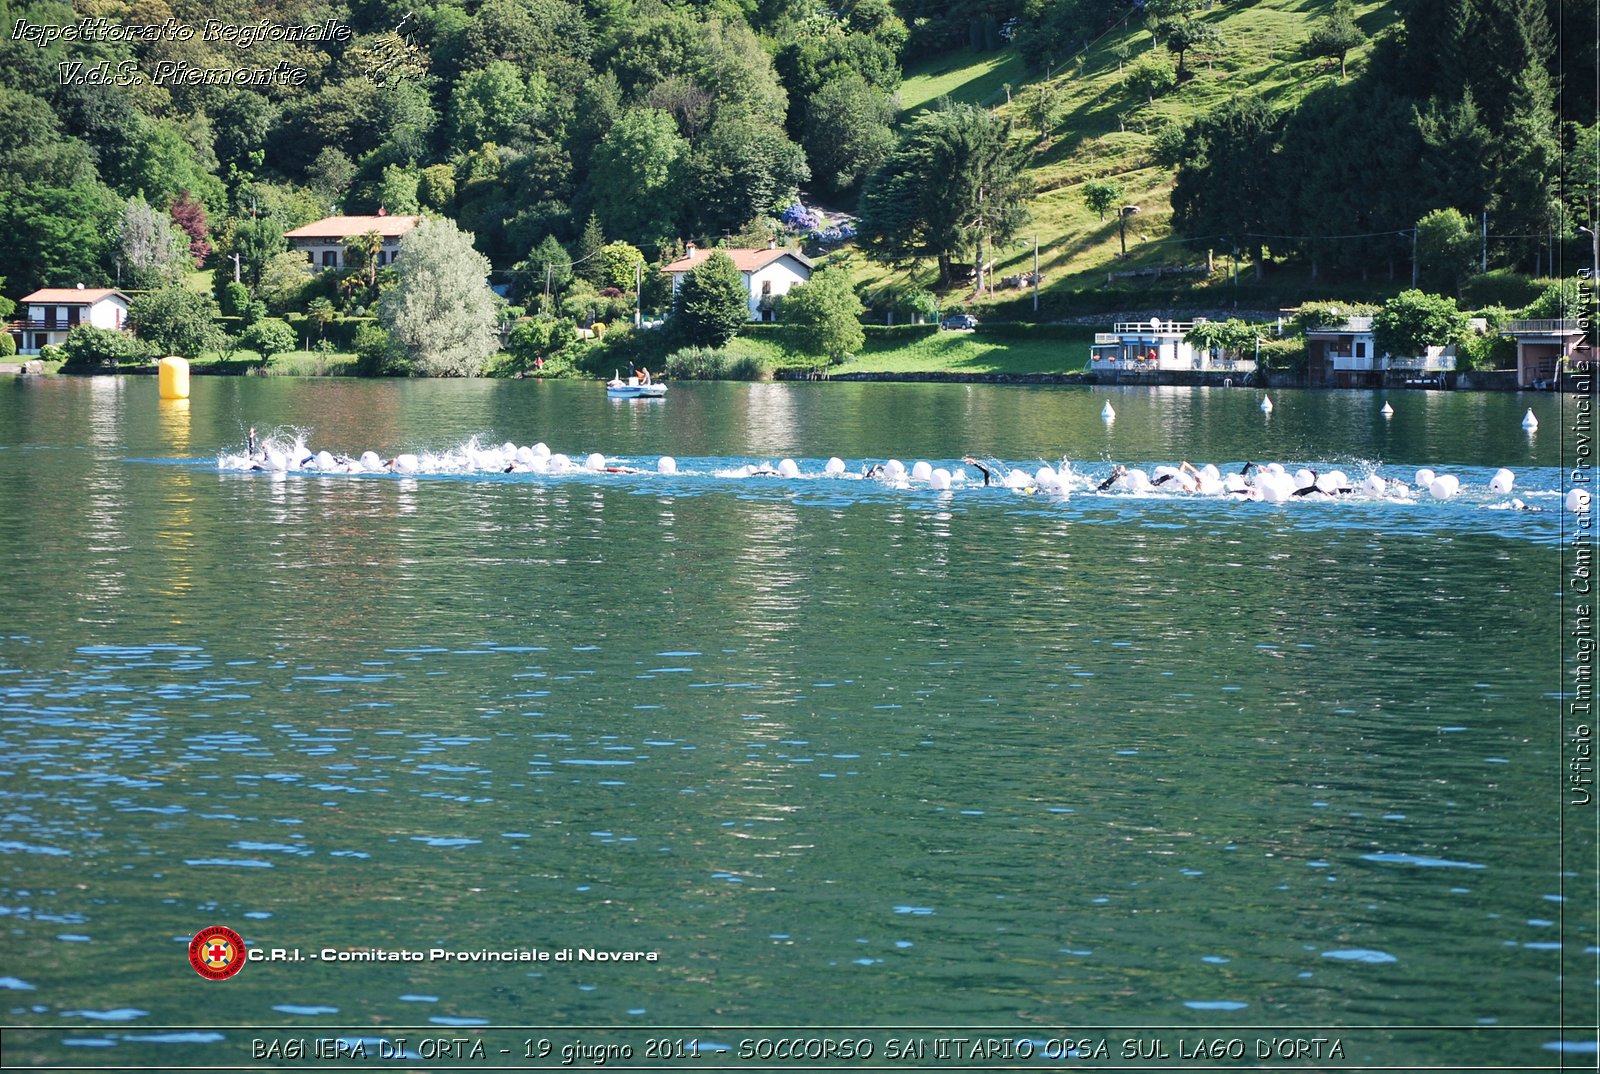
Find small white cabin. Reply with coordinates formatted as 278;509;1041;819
661;243;814;322
13;286;131;355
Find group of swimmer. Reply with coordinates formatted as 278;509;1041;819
222;428;1587;511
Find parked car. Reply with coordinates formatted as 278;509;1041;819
941;313;978;330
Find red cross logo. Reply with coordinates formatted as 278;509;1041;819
189;926;246;980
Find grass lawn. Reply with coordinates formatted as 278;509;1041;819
841;327;1096;375
854;0;1399;315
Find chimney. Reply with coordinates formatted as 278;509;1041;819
685;242;696;256
768;237;777;249
76;282;85;289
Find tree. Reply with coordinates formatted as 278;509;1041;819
681;109;810;239
345;230;386;288
1170;96;1280;276
1082;178;1125;221
598;242;646;292
781;265;865;364
240;317;297;357
169;193;211;266
228;216;288;291
0;184;120;293
1372;289;1469;358
1415;208;1476;293
1124;54;1177;104
858;102;1031;285
588;108;687;248
1164;17;1220;79
306;297;336;344
379;217;500;377
1185;318;1259;360
573;213;606;282
117;195;187;289
517;234;574;300
1302;0;1365;78
129;284;225;358
801;72;896;197
672;251;748;348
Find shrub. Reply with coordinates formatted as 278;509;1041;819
663;346;768;380
1462;270;1543;311
218;280;252;319
61;325;151;371
241;317;297;357
353;322;396;377
1254;337;1306;374
0;332;14;358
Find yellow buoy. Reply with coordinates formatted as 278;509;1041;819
157;355;189;399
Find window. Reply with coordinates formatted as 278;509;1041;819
761;280;772;295
1355;341;1366;358
322;250;338;269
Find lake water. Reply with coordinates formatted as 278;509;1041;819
0;376;1592;1068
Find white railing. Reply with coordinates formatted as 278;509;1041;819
1331;356;1376;371
1110;320;1198;335
1389;355;1456;372
1308;316;1375;334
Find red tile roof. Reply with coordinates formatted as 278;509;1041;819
661;246;814;274
20;288;128;305
284;214;421;240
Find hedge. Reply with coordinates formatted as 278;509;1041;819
284;314;376;351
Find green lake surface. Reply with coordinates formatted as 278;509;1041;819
0;376;1593;1069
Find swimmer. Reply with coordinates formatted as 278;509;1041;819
1096;465;1127;492
863;463;885;479
962;457;995;487
247;426;259;459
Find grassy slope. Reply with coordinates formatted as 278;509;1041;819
852;0;1400;315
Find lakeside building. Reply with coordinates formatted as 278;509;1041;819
9;286;130;355
284;213;420;272
1504;319;1590;389
1304;315;1483;389
661;243;814;322
1089;318;1258;377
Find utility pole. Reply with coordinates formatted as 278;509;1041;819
231;252;242;284
1410;227;1418;289
1032;236;1039;314
635;260;642;328
1481;211;1488;274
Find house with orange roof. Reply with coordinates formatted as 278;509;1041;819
284;212;420;272
11;285;131;355
660;242;814;322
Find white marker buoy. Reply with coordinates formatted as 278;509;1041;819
1415;468;1436;488
585;452;606;471
1260;396;1274;413
1101;401;1115;421
1381;402;1394;417
1489;468;1514;494
777;458;800;478
1428;475;1459;499
1569;488;1591;513
824;457;845;476
911;460;933;481
1522;408;1538;430
657;455;677;474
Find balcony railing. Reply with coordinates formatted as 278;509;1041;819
1109;320;1199;335
1504;318;1582;335
1331;355;1376;371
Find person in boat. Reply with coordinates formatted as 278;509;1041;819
962;457;995;486
639;367;652;385
1096;464;1128;492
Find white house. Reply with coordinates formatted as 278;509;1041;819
1089;318;1255;373
12;286;131;355
283;213;420;272
661;243;814;322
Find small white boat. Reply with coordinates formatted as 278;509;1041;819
605;376;667;399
